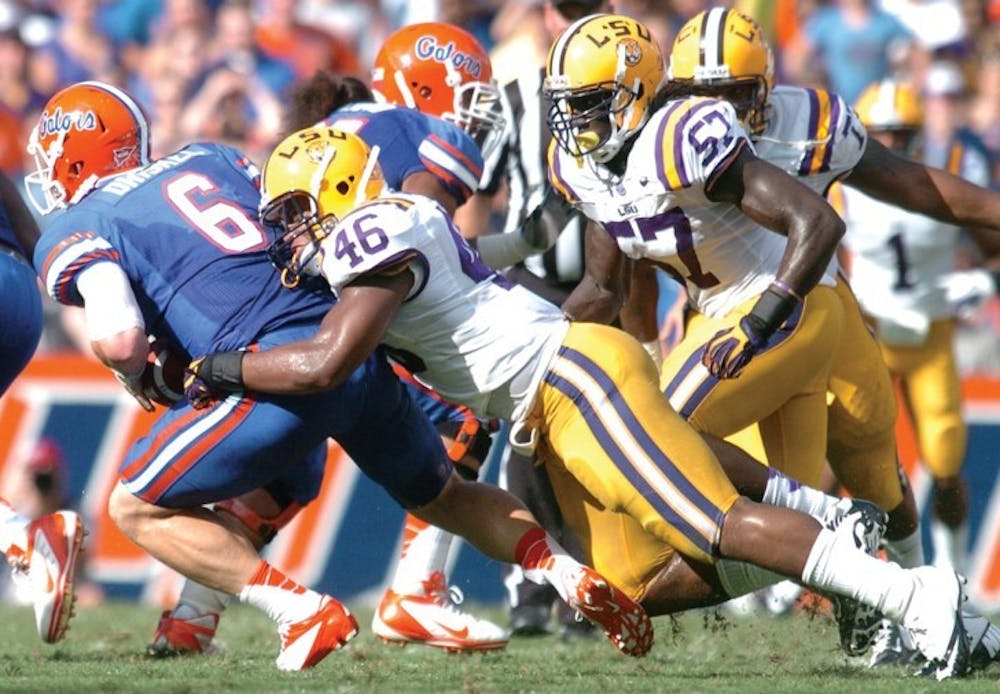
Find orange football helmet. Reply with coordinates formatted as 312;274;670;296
371;22;506;160
25;81;151;215
668;8;774;135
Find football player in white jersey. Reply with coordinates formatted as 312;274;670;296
665;7;1000;669
543;12;880;641
186;126;975;679
836;79;999;665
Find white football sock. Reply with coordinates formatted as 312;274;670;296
931;519;968;574
884;529;925;569
389;514;454;595
802;527;915;622
172;579;232;620
0;497;29;556
238;560;324;626
716;558;785;598
514;527;585;605
762;468;839;520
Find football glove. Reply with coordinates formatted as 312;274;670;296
475;185;575;269
938;269;1000;320
184;352;245;409
114;369;155;412
702;285;799;379
519;184;575;252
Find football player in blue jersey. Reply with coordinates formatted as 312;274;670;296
0;170;85;645
26;80;655;666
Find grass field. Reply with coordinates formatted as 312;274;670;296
1;602;997;693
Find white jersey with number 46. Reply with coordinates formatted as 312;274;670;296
316;193;568;422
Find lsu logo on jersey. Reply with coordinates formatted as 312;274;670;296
414;35;483;79
37;106;97;138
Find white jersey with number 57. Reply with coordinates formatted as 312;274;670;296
548;96;837;319
316;193;568;421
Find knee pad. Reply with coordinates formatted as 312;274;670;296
213;497;302;545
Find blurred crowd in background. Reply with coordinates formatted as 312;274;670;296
0;0;996;363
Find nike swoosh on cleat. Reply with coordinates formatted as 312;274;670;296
277;621;323;671
437;624;469;640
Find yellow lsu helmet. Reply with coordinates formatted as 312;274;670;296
260;126;385;287
543;13;665;163
668;7;774;135
853;80;923;131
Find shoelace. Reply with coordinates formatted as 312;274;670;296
425;573;467;611
6;552;30;588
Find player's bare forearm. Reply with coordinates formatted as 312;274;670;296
241;271;412;393
562;222;627;322
847;138;1000;231
563;275;623;323
619;260;660;342
402;171;460;218
711;149;844;296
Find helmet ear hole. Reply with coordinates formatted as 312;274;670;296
336;181;350;195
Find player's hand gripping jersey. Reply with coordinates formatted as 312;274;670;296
548;97;837;318
315;193;567;422
322;102;484;206
34;143;333;358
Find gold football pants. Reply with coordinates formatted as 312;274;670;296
661;285;843;487
535;322;740;598
879;318;966;480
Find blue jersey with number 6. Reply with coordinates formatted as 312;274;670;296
34;142;333;356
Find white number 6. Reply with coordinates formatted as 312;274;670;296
166;173;266;252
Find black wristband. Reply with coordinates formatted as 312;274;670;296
745;286;799;336
201;351;246;391
992;271;1000;295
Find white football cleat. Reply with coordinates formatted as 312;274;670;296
822;499;887;656
146;610;221;656
963;610;1000;673
868;619;919;668
901;566;970;680
9;510;85;643
373;571;509;652
275;595;358;671
763;580;804;616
